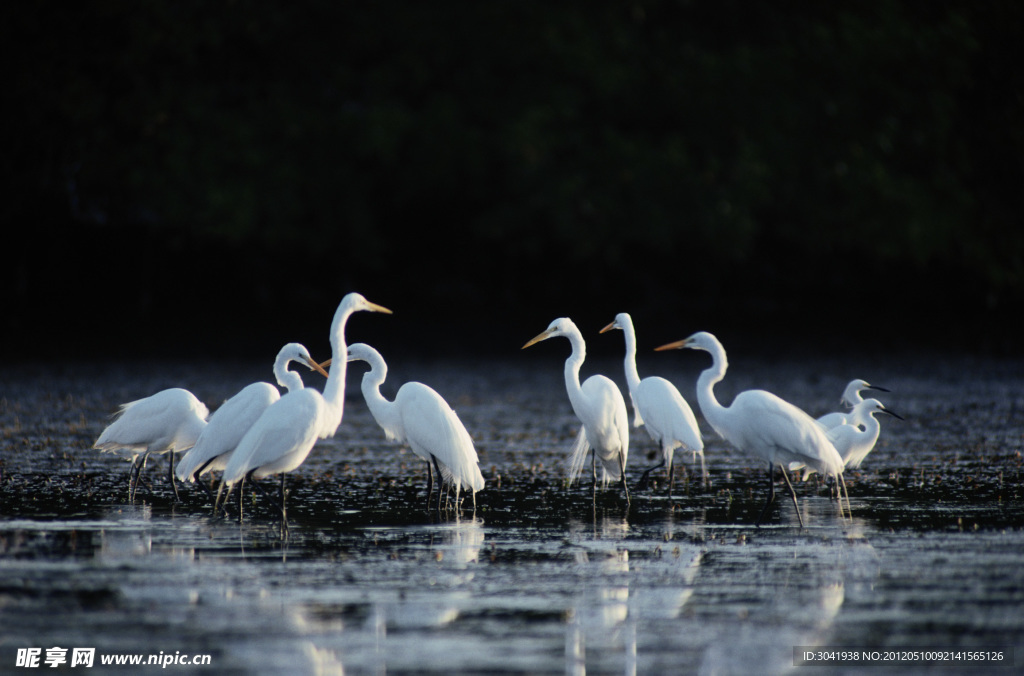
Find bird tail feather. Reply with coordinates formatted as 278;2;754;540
567;427;589;485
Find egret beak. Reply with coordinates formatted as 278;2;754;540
305;357;330;377
881;406;905;421
366;301;393;315
867;384;891;393
522;329;554;349
599;321;618;334
654;338;688;351
318;358;333;370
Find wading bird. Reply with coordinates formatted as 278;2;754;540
344;343;484;510
816;379;890;430
219;293;391;527
175;343;328;508
601;312;705;492
827;398;903;469
656;332;847;526
523;318;630;504
94;387;209;502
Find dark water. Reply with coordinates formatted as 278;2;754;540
1;353;1023;674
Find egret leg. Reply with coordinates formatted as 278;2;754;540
279;472;288;523
591;448;597;503
167;452;181;501
432;456;446;511
697;450;708;488
779;466;805;528
667;457;675;496
617;450;631;505
191;458;219;507
135;455;154;499
425;460;434;510
127;456;139;502
637;459;666;491
755;462;777;527
248;470;287;522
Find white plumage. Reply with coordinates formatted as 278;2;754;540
94;387;209;501
827;398;903;469
175;343;327;484
816;379;890;430
657;331;847;526
347;343;484;509
601;312;705;490
219;293;391;521
523;317;630;503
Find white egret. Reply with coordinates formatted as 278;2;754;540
175;343;329;507
94;387;209;502
522;318;630;504
344;343;485;510
827;398;903;469
601;312;706;491
656;331;847;526
219;293;391;525
816;379;890;430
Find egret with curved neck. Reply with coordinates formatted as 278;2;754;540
601;312;705;492
817;379;891;430
346;343;484;510
656;331;848;526
176;343;328;509
523;317;630;504
827;398;903;469
219;293;391;528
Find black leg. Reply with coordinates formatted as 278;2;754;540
167;452;181;501
128;456;139;502
432;456;445;511
779;465;805;528
591;448;597;499
425;459;434;510
638;459;666;491
667;457;675;495
617;449;630;506
755;462;777;527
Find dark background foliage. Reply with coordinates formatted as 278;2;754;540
4;1;1022;363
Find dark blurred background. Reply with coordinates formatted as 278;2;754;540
3;1;1022;365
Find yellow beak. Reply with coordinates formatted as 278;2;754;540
522;329;553;350
318;358;333;370
654;339;688;352
599;320;618;334
304;357;331;377
366;301;393;315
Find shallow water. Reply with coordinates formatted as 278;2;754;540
1;354;1023;674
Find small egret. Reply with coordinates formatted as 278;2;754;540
656;332;847;526
817;379;890;430
219;293;391;526
827;398;903;469
175;343;329;507
601;312;705;491
523;318;630;504
344;343;485;510
94;387;209;501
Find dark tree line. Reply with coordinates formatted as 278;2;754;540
4;1;1022;359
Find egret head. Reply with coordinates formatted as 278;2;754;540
522;317;577;349
859;398;904;421
342;292;392;316
599;312;633;335
279;342;329;377
654;331;719;353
